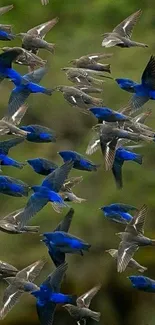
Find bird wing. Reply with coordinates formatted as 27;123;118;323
117;241;138;272
16;259;46;282
0;285;22;319
41;262;67;293
8;89;30;116
112;158;124;189
3;104;28;126
128;94;149;111
18;194;48;229
42;161;73;192
62;176;83;192
23;66;48;83
126;204;148;234
86;133;100;155
0;137;24;155
111;203;138;213
105;137;118;171
86;53;113;62
141;56;155;90
27;18;59;38
0;5;13;16
113;9;142;38
3;208;24;224
36;301;56;325
54;208;74;232
77;285;101;308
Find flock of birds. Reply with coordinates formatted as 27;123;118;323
0;2;154;325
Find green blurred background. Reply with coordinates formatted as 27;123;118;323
0;0;155;324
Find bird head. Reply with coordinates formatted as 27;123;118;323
115;78;136;93
16;33;27;38
115;232;124;239
105;249;117;256
63;304;72;311
54;86;64;92
92;123;103;132
68;59;77;65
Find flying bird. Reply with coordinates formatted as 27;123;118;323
117;205;155;273
17;18;59;54
27;158;58;175
62;67;111;86
18;161;73;229
0;48;26;84
116;56;155;110
128;275;155;292
100;203;138;224
0;208;40;234
102;9;148;48
89;107;130;123
42;208;74;266
8;66;53;116
112;146;143;189
64;285;101;325
59;150;100;171
69;53;112;72
106;249;147;273
31;263;76;325
20;125;56;143
0;259;46;319
2;104;29;137
0;176;30;197
55;86;104;113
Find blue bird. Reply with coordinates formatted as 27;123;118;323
116;56;155;110
0;154;26;170
129;276;155;292
42;230;90;256
0;30;15;41
8;67;53;116
59;150;100;171
0;176;30;197
101;203;138;224
0;48;25;85
89;107;129;123
18;161;73;229
31;263;76;325
112;147;143;188
20;125;56;143
42;208;74;266
27;158;58;175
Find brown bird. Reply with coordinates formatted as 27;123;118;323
70;53;112;73
17;18;59;54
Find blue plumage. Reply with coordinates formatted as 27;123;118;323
20;125;56;143
129;276;155;292
101;203;137;224
89;107;129;122
0;176;29;197
27;158;58;175
59;150;99;171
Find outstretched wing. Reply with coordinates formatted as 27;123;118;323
77;285;101;308
28;18;58;38
0;285;22;319
36;301;55;325
142;56;155;90
41;263;67;293
17;259;46;282
113;9;142;38
23;66;48;83
126;204;148;235
54;208;74;232
42;161;73;192
117;241;138;272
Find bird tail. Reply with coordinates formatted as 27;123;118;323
102;64;111;73
91;311;101;322
134;154;143;165
23;226;40;233
46;42;55;53
68;295;77;305
151;240;155;245
133;42;148;48
7;33;16;40
43;88;53;96
138;266;147;273
16;162;27;169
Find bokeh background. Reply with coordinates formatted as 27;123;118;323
0;0;155;324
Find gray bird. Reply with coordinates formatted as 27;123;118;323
64;285;101;325
102;10;148;48
106;248;147;273
117;205;155;273
55;86;104;113
60;176;86;203
69;53;112;72
0;259;46;319
2;47;46;69
0;208;40;234
17;18;59;54
1;104;28;137
62;67;107;87
75;85;103;94
0;261;18;278
89;123;151;171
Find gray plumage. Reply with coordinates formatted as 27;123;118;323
2;47;46;69
106;248;147;273
102;10;148;48
0;259;46;319
0;261;18;278
69;53;112;72
117;205;155;273
62;67;111;86
60;176;86;203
